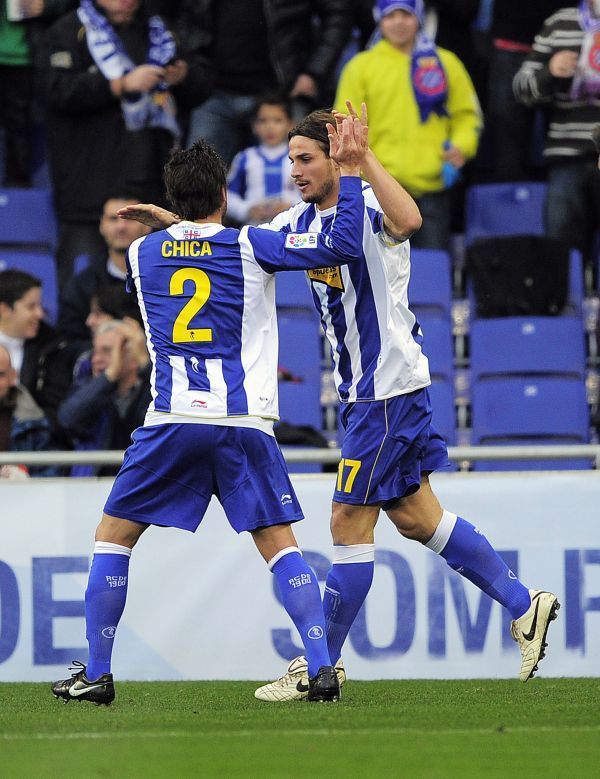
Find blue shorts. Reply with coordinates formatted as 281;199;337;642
104;423;303;533
334;387;450;508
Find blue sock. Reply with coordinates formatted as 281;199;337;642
428;511;531;619
85;542;131;680
270;548;331;677
323;545;375;664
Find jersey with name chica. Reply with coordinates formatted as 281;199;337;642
268;184;430;402
126;176;364;425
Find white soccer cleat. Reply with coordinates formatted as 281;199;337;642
254;656;346;702
510;589;560;682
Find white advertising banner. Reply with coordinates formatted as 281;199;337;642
0;472;599;681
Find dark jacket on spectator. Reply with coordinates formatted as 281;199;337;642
41;6;208;223
21;320;74;442
166;0;352;102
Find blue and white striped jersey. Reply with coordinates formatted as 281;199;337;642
226;142;300;223
268;184;430;402
126;177;364;425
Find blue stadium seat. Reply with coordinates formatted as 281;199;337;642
0;250;58;324
277;310;322;429
275;272;316;310
471;376;591;470
420;316;454;382
0;188;57;249
465;182;546;246
470;316;586;382
428;378;456;446
408;249;452;320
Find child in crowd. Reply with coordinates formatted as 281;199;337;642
226;94;300;225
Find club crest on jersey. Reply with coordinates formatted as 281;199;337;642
285;233;318;249
307;266;344;291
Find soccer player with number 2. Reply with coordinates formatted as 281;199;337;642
51;115;368;706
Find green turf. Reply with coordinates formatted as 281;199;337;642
1;679;599;778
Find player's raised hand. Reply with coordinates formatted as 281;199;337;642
117;203;180;229
327;115;368;175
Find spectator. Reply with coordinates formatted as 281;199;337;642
57;192;150;351
58;319;151;476
0;268;72;443
513;1;600;262
0;0;75;187
0;343;60;476
481;0;568;181
184;0;353;164
41;0;197;285
226;94;300;226
335;0;481;250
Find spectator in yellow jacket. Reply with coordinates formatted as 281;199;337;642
335;0;482;249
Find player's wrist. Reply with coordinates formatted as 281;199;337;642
338;166;361;177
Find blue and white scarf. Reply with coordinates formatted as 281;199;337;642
571;0;600;101
373;0;448;122
77;0;180;140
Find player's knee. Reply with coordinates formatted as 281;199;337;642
330;503;375;545
95;514;144;549
388;507;433;543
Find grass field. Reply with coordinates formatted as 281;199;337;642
1;679;599;778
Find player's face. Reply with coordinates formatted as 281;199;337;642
0;348;16;400
253;104;292;147
96;0;140;25
0;287;44;339
380;9;419;51
100;199;151;254
289;136;338;208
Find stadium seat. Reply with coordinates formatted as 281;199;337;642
470;316;586;382
420;316;454;382
0;188;57;249
277;310;322;429
465;182;546;246
408;249;452;320
0;250;58;324
471;376;591;470
428;378;456;446
275;272;316;310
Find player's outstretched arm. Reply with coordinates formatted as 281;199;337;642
337;101;422;242
117;204;181;229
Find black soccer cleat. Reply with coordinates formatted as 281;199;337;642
51;660;115;706
307;665;340;702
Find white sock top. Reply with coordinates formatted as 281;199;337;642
267;546;301;571
93;541;132;557
425;510;457;555
332;543;375;564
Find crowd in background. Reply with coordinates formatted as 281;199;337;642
0;0;599;475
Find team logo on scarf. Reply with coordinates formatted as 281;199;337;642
414;56;447;97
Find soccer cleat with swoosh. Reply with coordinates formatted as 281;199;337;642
51;660;115;705
510;590;560;682
254;656;346;701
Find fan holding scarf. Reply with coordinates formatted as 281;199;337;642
42;0;198;286
335;0;481;251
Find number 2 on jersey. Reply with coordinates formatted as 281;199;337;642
169;268;213;343
336;458;361;493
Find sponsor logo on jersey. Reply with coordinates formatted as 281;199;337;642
191;399;207;408
307;266;344;291
280;493;293;506
285;233;318;249
161;240;213;257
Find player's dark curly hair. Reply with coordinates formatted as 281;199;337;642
289;109;335;157
163;139;227;221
